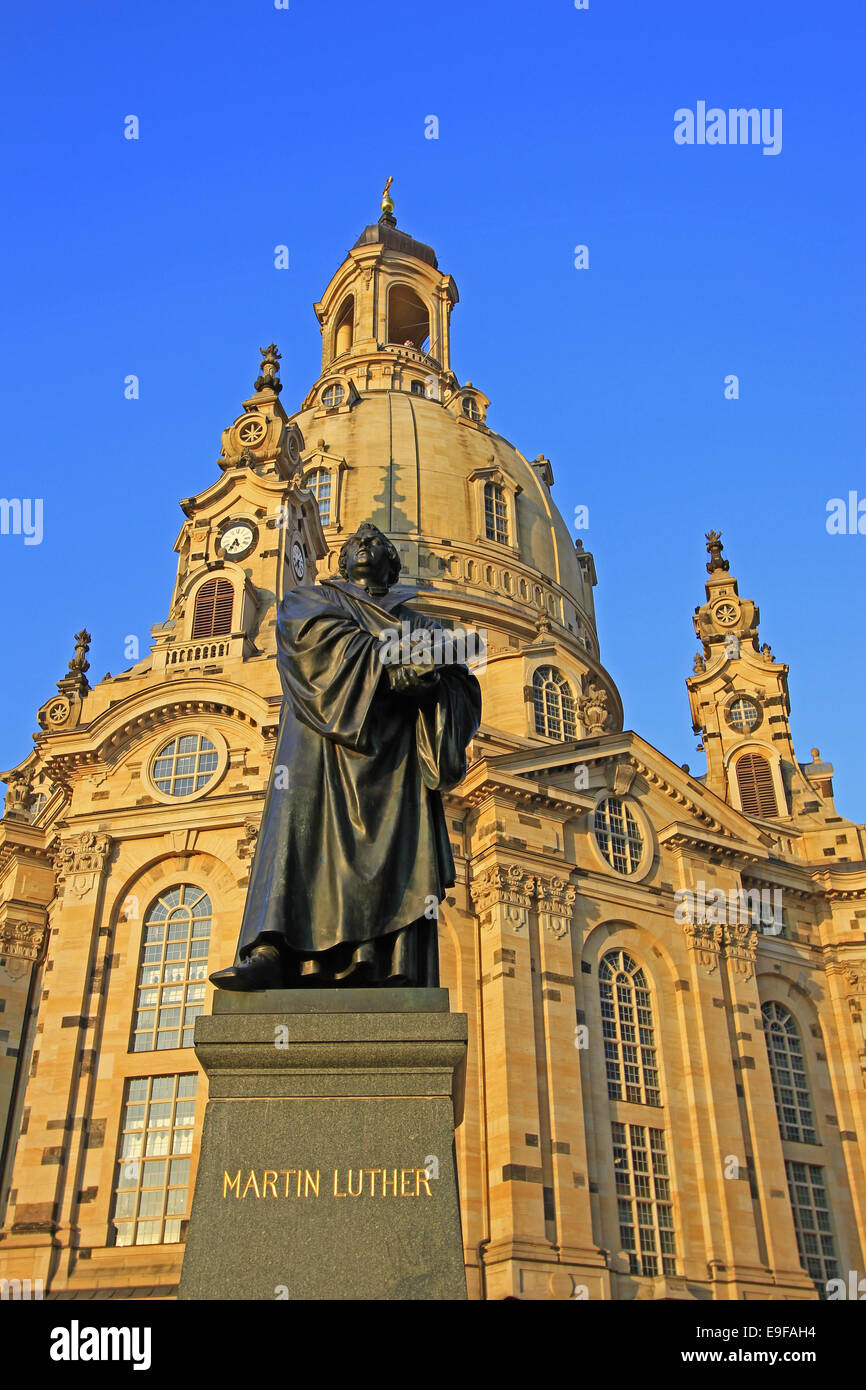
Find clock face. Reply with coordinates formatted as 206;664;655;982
220;521;256;559
291;539;306;582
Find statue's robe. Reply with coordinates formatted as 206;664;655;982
235;578;482;986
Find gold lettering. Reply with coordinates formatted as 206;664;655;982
333;1168;347;1198
296;1170;302;1198
241;1170;261;1199
262;1170;278;1198
280;1169;294;1197
304;1169;320;1198
416;1169;433;1197
347;1168;363;1197
222;1170;241;1199
401;1168;414;1196
382;1167;398;1197
366;1168;381;1195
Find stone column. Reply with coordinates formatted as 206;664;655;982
469;862;554;1295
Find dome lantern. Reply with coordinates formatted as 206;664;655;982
312;181;459;392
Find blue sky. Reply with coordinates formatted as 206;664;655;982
1;0;864;813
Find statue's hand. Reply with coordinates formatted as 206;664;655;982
386;663;440;697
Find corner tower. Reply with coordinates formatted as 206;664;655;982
687;531;865;862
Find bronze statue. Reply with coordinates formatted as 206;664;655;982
210;522;481;990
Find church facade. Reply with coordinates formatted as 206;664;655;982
1;200;865;1301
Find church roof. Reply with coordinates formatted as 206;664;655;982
352;215;438;268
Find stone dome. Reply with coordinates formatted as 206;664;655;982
288;211;623;742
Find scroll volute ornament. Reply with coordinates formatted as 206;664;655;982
53;829;112;899
470;864;535;933
536;875;577;939
0;920;49;979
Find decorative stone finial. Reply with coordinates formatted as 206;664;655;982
2;767;34;821
254;343;282;395
381;175;394;221
578;680;609;734
705;530;729;574
68;629;91;677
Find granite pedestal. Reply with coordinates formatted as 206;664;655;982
178;989;468;1301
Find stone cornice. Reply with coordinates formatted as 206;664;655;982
810;864;866;901
460;762;591;818
628;758;725;833
0;822;53;878
658;822;769;864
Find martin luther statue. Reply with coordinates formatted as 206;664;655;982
210;522;482;990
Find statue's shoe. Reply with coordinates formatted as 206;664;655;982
209;947;283;991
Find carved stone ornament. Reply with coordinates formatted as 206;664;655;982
578;680;609;734
0;920;48;978
45;696;71;726
470;864;536;933
470;866;576;938
683;921;725;973
254;342;283;395
53;830;112;898
237;818;260;862
536;875;577;938
2;768;34;820
723;922;758;978
683;919;757;978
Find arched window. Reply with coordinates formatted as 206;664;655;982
533;666;576;740
132;885;212;1051
463;396;481;421
333;294;354;357
736;752;778;818
594;797;644;875
192;578;233;639
762;1002;817;1144
599;950;660;1105
306;467;332;526
484;481;508;544
387;284;429;350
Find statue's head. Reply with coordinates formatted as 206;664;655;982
338;522;401;590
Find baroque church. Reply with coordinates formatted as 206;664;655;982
1;191;865;1301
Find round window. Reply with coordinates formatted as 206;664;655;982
236;416;267;447
152;734;219;798
594;796;644;875
727;696;761;732
322;383;345;408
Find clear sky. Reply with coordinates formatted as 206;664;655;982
1;0;864;814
